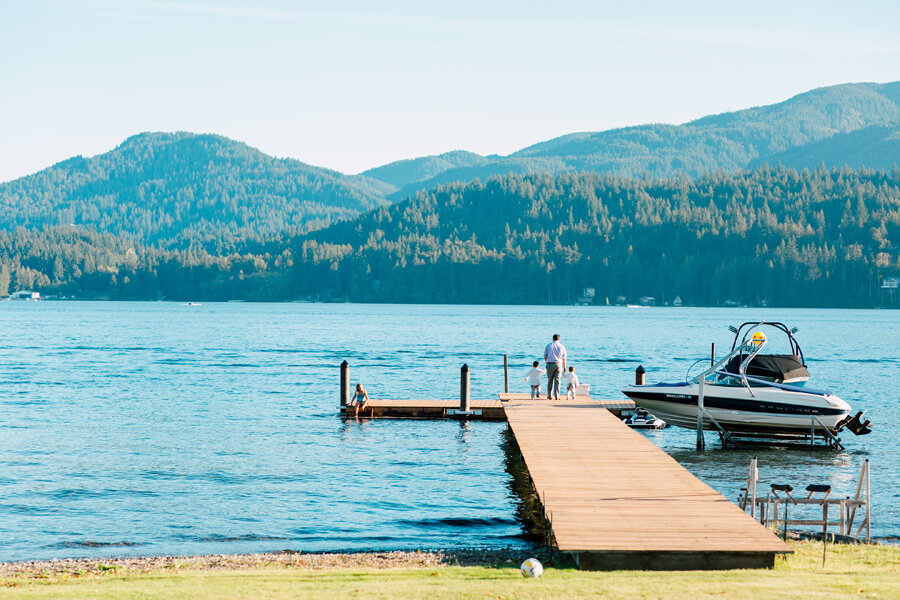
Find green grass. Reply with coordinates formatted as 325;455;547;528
2;542;897;599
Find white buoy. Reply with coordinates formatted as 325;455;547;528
520;557;543;578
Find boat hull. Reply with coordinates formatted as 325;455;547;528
621;383;851;435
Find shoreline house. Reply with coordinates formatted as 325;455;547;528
575;287;596;305
11;290;40;300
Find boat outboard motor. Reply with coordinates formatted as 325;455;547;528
835;411;872;436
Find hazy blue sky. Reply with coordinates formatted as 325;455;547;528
2;0;898;182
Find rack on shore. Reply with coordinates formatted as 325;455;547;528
738;457;872;542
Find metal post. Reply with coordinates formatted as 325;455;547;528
340;360;350;407
848;460;866;533
784;497;791;541
503;354;509;394
822;502;829;567
711;342;715;367
865;459;871;542
635;365;645;386
750;457;758;519
460;363;470;412
696;375;705;450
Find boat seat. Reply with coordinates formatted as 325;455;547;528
805;484;831;493
770;484;796;503
805;484;832;502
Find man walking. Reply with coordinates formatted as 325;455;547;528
544;334;567;400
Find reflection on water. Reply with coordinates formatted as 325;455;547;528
0;302;896;561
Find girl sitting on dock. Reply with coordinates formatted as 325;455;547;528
350;383;370;417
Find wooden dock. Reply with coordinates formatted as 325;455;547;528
337;361;791;570
340;394;635;419
342;398;506;419
503;400;793;570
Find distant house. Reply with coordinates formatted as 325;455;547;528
639;296;656;306
673;296;683;307
615;295;627;306
882;277;899;289
11;290;40;300
575;287;596;305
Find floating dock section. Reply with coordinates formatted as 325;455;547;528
504;400;793;569
347;398;506;419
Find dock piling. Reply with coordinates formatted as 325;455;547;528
711;343;716;366
635;365;645;386
696;375;706;450
503;354;509;393
340;360;350;407
460;363;470;412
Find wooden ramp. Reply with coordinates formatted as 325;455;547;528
504;401;793;570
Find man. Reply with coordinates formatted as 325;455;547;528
544;334;567;400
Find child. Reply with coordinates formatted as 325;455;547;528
350;383;370;418
564;365;579;401
524;361;545;400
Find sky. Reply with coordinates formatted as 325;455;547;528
1;0;899;182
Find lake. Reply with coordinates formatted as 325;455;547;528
0;302;896;561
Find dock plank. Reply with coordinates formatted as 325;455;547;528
503;401;792;569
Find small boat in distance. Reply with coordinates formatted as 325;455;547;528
621;321;871;441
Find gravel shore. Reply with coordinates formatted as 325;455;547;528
1;548;558;582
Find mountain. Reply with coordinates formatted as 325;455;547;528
5;167;897;307
0;132;393;248
292;167;900;307
363;82;900;194
3;81;900;252
752;125;900;171
361;150;492;188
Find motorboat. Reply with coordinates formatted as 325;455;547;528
621;321;871;439
623;408;667;429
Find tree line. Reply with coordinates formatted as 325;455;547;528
1;166;898;307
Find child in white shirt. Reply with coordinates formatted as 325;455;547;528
564;366;579;400
524;361;545;400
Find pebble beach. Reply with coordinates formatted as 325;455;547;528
1;548;554;584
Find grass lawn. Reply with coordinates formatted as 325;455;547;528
2;542;896;599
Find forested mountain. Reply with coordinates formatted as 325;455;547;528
2;82;900;307
753;126;900;171
0;132;392;249
292;167;900;307
2;82;899;254
363;82;900;194
3;167;898;308
361;150;492;188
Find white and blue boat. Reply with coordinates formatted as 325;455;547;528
621;321;871;438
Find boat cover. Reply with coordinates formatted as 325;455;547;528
724;354;809;382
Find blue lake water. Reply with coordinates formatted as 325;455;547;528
0;302;897;561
